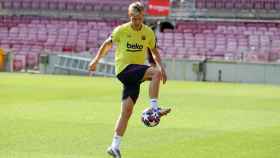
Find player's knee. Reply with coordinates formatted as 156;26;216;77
152;68;161;80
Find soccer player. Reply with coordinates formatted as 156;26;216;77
88;2;171;158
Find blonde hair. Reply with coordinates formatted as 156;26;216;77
128;1;144;16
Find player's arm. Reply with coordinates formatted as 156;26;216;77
150;47;167;84
88;37;113;71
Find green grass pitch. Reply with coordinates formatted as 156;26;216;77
1;72;280;158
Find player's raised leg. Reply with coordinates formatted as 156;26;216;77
143;67;171;116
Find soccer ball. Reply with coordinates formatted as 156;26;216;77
141;108;160;127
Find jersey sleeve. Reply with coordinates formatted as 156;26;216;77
111;26;121;44
148;30;156;49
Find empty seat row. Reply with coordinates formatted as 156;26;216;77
156;21;280;62
1;0;131;12
195;0;280;10
0;17;121;53
0;17;119;71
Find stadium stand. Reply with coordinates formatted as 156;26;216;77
170;0;280;20
0;16;120;71
0;0;131;20
0;0;280;72
1;16;280;71
158;21;280;62
1;0;131;12
195;0;280;10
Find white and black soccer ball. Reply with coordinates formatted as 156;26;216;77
141;108;160;127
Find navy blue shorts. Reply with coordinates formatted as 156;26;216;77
117;64;150;104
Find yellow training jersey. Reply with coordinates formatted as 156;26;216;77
111;22;156;75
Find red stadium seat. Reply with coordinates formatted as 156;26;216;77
13;54;26;71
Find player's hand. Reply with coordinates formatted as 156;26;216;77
88;59;98;72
